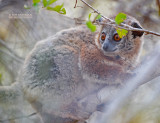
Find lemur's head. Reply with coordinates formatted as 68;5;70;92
96;15;144;63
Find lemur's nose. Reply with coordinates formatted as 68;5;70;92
102;42;109;51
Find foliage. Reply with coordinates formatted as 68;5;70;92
24;0;66;15
47;4;66;14
86;21;96;32
0;73;2;85
116;28;128;38
115;13;127;25
85;12;128;36
115;13;128;38
43;0;57;7
33;0;40;7
25;1;128;36
86;13;97;32
85;12;128;35
96;14;102;20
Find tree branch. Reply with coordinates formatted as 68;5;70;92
74;0;78;8
97;46;160;123
96;22;160;37
135;48;160;86
0;112;37;122
0;39;24;63
157;0;160;16
79;0;160;37
0;49;23;64
76;1;160;121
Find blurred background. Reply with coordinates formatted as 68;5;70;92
0;0;160;123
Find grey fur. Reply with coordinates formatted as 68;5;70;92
0;16;144;122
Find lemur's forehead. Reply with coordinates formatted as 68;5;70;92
101;25;116;34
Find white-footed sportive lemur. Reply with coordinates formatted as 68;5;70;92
0;15;144;123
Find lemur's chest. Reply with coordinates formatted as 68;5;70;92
79;44;128;85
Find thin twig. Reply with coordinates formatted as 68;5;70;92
0;49;23;63
0;39;24;63
80;0;113;22
79;0;160;37
97;22;160;36
157;0;160;16
74;0;78;8
0;112;37;122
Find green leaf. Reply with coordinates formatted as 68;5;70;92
48;0;57;6
0;73;2;82
46;6;54;10
24;4;31;9
32;3;39;12
33;3;38;7
88;13;92;20
33;0;40;8
86;13;97;32
46;3;66;14
33;0;40;4
43;0;57;7
115;13;127;25
0;73;2;85
96;14;102;20
53;3;63;11
86;21;96;32
61;8;66;14
116;28;128;38
43;0;48;7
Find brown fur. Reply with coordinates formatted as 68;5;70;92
80;44;125;84
21;18;143;121
0;15;144;123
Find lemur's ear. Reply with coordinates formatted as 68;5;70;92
131;22;144;38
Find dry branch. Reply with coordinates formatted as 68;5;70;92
76;1;160;122
0;112;37;122
74;0;78;8
0;38;24;63
74;0;160;87
98;46;160;123
79;0;160;37
157;0;160;15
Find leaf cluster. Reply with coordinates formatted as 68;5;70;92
25;0;66;15
26;1;129;37
86;13;97;32
0;73;2;85
115;13;128;38
85;12;128;38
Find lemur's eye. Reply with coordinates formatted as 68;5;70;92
101;33;106;41
113;34;121;42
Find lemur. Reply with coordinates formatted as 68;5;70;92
0;15;144;123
